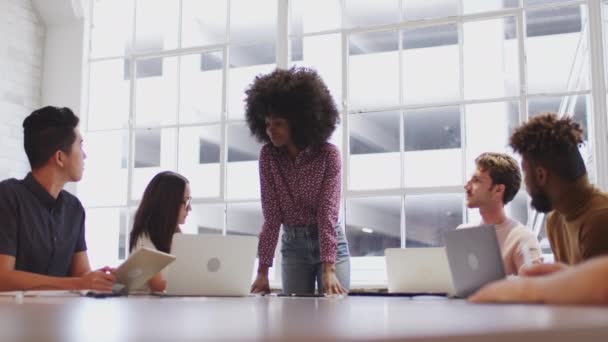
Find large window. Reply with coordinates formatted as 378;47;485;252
83;0;602;286
84;0;277;279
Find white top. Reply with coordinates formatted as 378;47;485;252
132;234;168;292
457;218;543;275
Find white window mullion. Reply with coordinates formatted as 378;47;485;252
174;0;184;172
277;0;289;68
587;0;608;190
458;0;467;223
342;34;350;195
221;1;231;235
125;0;139;253
517;8;529;124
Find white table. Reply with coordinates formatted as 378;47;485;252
1;295;607;341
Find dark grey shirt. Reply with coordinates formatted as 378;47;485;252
0;173;87;276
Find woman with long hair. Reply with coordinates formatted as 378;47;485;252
246;67;350;295
129;171;191;292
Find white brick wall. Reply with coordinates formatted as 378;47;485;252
0;0;45;180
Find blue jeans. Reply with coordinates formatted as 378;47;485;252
280;224;351;295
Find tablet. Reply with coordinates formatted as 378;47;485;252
113;247;176;294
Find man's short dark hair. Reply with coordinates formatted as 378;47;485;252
475;152;521;204
244;67;340;150
509;113;586;182
22;106;80;169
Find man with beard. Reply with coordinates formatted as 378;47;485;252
461;152;542;275
468;113;608;305
509;113;608;276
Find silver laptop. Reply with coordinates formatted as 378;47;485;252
445;224;506;298
385;247;455;295
165;233;258;296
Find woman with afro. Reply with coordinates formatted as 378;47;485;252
246;67;350;295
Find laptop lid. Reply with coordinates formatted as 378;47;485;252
165;233;258;296
385;247;455;295
445;225;506;298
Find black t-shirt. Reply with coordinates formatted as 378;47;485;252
0;173;87;276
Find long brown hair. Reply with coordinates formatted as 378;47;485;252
129;171;189;253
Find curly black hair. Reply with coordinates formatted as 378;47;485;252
509;112;586;181
244;67;340;150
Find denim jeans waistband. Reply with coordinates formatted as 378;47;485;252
282;224;319;238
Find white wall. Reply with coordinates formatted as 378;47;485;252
40;23;85;115
31;0;87;193
0;0;45;180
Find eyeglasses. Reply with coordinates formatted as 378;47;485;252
181;196;192;207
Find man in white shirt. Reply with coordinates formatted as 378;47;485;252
460;152;542;275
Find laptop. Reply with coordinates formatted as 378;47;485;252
164;233;258;296
445;224;506;298
385;247;455;296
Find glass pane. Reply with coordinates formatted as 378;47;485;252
181;0;227;47
86;207;127;268
88;60;130;130
179;51;223;124
404;106;462;187
290;0;341;35
466;189;530;226
526;5;589;94
349;30;399;109
227;202;263;236
466;186;528;226
91;0;133;58
181;203;224;235
604;1;608;88
230;0;276;43
403;24;460;104
344;0;400;28
507;191;530;227
462;0;517;14
403;0;459;21
346;197;401;257
349;111;400;190
131;128;177;200
291;34;342;109
227;201;278;281
464;101;519;177
405;193;463;247
79;130;128;207
329;122;344;157
228;43;276;119
227;124;263;200
134;0;179;53
528;94;590;141
135;56;178;126
463;17;520;100
528;95;594;181
178;125;221;198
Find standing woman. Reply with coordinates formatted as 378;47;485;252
247;67;350;295
129;171;192;292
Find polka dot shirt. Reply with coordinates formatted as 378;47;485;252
257;142;342;267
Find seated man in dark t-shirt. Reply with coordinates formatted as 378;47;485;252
0;106;115;291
